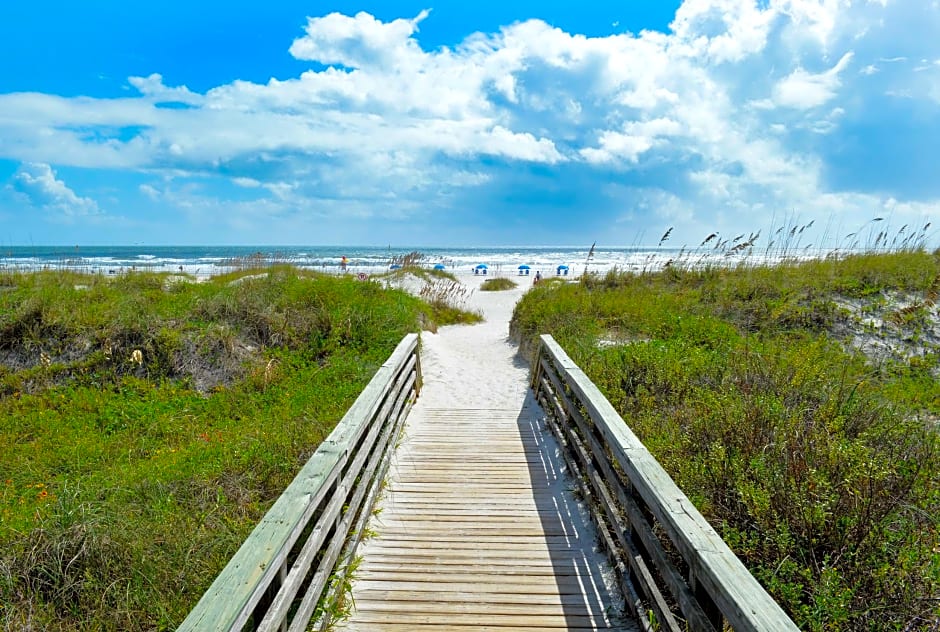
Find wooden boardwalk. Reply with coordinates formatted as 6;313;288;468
338;397;632;631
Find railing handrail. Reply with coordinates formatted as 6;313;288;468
179;333;420;632
534;334;798;632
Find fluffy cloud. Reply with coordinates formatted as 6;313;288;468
773;52;854;108
11;163;100;216
288;10;431;70
0;0;938;244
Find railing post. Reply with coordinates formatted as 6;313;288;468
534;334;799;632
690;570;723;630
179;334;419;632
530;337;545;391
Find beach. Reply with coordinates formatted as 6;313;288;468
341;263;632;629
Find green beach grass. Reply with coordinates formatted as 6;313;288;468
480;277;518;291
0;267;468;630
511;250;940;631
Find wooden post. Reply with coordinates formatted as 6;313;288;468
536;335;799;632
179;334;420;632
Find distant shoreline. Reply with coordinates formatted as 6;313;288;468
0;243;838;280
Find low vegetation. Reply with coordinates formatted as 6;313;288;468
511;250;940;631
0;267;469;630
480;277;518;291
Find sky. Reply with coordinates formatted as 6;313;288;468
1;0;939;247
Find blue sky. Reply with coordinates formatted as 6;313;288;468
1;1;939;247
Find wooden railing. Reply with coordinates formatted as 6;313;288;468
179;334;420;632
532;335;799;632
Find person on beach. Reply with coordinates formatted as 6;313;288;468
340;255;348;272
534;270;542;285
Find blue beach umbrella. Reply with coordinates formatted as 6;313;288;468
475;264;488;270
557;265;569;275
389;264;402;270
433;263;446;270
518;264;530;270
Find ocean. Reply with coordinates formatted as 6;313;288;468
0;244;720;278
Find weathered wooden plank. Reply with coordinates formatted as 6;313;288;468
537;365;711;632
370;523;568;535
376;514;557;524
360;562;571;574
362;527;580;538
537;382;683;632
346;611;613;628
362;547;586;558
353;590;611;606
341;624;611;632
376;513;556;522
356;547;577;560
387;475;541;482
375;506;549;516
404;430;535;436
360;535;577;546
360;544;562;554
361;552;566;564
263;368;416;630
360;539;573;550
538;335;799;631
179;334;419;632
383;482;559;490
311;376;417;632
355;570;606;587
351;578;599;595
389;465;538;471
351;600;620;618
295;371;419;632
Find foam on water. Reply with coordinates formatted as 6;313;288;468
0;245;815;279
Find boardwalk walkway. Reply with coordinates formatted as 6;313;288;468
338;279;633;631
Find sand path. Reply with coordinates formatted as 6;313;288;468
339;274;633;630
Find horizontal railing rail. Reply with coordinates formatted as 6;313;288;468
179;333;420;632
532;334;798;632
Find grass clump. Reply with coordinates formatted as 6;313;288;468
480;277;518;291
0;266;470;630
418;280;482;326
511;250;940;631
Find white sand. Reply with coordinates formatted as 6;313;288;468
417;272;534;407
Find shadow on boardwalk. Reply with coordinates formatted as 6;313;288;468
337;388;633;630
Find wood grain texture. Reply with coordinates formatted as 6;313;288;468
536;335;800;632
338;403;634;631
179;335;419;632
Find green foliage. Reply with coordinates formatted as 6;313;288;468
426;267;458;282
0;267;455;630
416;278;482;327
480;277;518;291
512;251;940;631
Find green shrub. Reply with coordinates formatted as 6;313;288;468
480;277;518;291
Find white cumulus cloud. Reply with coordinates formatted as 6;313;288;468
288;10;431;70
11;163;100;216
773;52;854;109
